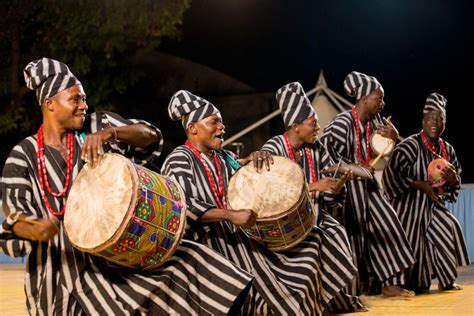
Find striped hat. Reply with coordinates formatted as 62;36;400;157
424;93;447;119
344;71;382;100
168;90;221;129
276;82;316;127
23;58;81;106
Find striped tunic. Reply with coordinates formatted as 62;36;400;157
382;134;470;289
162;145;358;316
320;110;415;294
262;136;361;312
0;111;252;315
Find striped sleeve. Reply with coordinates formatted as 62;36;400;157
443;141;461;203
320;112;353;164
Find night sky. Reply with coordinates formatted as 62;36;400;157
161;0;474;183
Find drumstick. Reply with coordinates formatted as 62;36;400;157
370;140;392;167
332;157;343;178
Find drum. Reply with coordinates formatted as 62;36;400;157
227;156;316;251
427;158;449;187
64;153;186;270
370;133;394;157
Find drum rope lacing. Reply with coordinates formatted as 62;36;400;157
419;130;449;161
36;124;75;216
283;132;317;199
351;106;372;166
185;141;227;209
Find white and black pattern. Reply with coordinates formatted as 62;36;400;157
0;113;252;315
276;82;316;127
424;92;447;119
343;71;382;100
320;110;416;294
382;134;469;290
262;136;364;312
168;90;221;128
162;145;357;315
23;58;81;106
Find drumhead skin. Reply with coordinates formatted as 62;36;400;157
428;158;449;187
370;133;394;157
65;153;136;251
227;156;305;218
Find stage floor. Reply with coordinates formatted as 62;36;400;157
1;264;473;315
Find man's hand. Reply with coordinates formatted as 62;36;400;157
376;116;399;142
227;209;257;228
80;128;115;166
309;177;337;193
441;164;457;187
239;151;273;172
13;218;59;242
412;180;440;203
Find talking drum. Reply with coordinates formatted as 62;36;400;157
64;153;186;270
427;158;450;187
227;156;317;251
370;133;394;157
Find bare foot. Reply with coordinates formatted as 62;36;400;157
382;285;416;297
439;283;463;291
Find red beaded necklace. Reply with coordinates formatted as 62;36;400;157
36;124;75;216
351;106;371;166
185;141;227;209
420;130;448;161
283;132;317;198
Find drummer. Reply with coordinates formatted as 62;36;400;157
161;90;349;315
262;82;365;312
0;58;253;314
320;71;416;296
382;93;469;292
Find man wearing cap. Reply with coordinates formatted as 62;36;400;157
262;82;366;312
320;71;416;296
0;58;252;314
382;93;469;293
162;90;336;315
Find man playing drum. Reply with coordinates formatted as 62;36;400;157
0;58;252;315
161;90;345;315
320;71;416;296
261;82;366;312
382;93;469;293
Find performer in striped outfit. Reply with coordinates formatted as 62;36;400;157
161;90;352;315
0;58;252;315
261;82;365;312
382;93;469;292
320;71;416;296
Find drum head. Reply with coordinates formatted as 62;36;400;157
65;153;137;251
371;133;394;156
428;158;449;187
227;156;305;218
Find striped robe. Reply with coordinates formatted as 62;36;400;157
262;136;361;312
320;110;415;294
162;145;358;316
0;111;252;315
382;134;470;289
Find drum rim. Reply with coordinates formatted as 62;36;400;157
370;133;394;157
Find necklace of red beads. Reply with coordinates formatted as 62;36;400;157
185;141;227;209
283;132;317;198
351;106;372;166
419;130;448;161
36;124;75;216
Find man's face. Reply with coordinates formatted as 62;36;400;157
296;114;320;144
192;114;225;151
364;87;385;117
48;84;88;130
422;111;445;140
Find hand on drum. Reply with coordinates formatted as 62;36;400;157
14;217;59;242
239;151;273;172
375;116;399;141
441;164;457;187
80;128;115;166
411;180;440;203
309;177;338;193
227;209;257;228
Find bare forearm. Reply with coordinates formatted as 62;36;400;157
12;222;37;240
199;208;230;223
111;124;159;148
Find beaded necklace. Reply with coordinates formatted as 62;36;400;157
420;130;448;161
36;124;75;216
351;106;371;166
185;141;227;209
283;132;317;198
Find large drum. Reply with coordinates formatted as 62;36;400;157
64;153;186;270
227;156;317;251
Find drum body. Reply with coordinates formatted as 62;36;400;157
65;153;186;270
227;156;317;251
427;158;449;187
370;133;394;157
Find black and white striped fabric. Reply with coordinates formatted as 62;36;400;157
320;110;416;294
162;146;349;315
23;58;81;106
168;90;221;128
276;82;316;127
0;112;252;315
424;92;447;119
262;136;364;312
382;134;469;289
343;71;382;100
